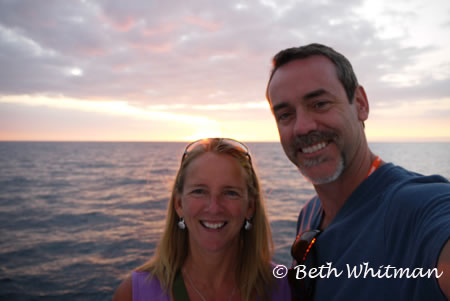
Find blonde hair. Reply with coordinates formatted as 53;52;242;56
137;138;274;300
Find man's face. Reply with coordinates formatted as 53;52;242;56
267;55;368;184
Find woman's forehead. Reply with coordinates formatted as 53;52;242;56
183;152;247;185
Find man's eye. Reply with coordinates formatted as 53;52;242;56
314;101;330;109
277;112;292;122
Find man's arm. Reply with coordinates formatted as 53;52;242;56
438;239;450;299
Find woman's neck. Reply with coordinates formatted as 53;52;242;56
183;240;241;292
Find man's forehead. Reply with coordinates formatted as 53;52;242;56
269;56;339;90
272;55;337;79
268;59;347;111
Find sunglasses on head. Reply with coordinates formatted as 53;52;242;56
181;138;252;165
288;229;321;300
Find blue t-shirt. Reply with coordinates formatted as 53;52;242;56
294;163;450;301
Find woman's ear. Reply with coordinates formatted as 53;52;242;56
174;194;183;217
246;198;255;219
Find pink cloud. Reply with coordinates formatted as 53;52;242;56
142;23;178;36
100;12;137;33
184;16;222;32
130;41;173;53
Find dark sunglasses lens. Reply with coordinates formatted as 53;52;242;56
291;230;320;263
291;238;310;262
289;230;320;300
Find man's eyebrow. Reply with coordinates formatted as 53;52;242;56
271;102;288;114
271;89;331;113
303;88;329;100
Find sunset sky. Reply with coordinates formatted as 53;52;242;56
0;0;449;142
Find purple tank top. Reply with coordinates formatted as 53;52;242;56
132;271;170;301
132;270;291;300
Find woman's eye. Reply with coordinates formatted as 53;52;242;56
190;188;206;195
224;190;241;198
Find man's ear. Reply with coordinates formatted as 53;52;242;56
354;85;369;122
174;194;183;217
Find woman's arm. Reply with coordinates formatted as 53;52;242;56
113;275;132;301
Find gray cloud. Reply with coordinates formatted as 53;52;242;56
0;0;448;109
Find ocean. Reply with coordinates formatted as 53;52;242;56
1;142;449;300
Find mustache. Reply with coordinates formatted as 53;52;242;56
293;131;337;148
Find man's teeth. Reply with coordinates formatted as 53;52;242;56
302;142;327;154
202;221;225;229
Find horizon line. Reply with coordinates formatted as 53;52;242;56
1;138;450;143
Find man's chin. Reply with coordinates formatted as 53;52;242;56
299;160;344;185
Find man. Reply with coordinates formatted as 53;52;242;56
266;43;450;300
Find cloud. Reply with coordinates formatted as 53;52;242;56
0;0;449;121
0;94;216;124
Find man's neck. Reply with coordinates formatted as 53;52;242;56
315;148;379;229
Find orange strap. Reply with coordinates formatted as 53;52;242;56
366;156;382;178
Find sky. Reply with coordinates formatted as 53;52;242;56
0;0;449;142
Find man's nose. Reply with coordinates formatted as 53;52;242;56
293;109;317;136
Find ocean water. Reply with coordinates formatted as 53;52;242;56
0;141;449;300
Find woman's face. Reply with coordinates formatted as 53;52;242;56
175;152;254;254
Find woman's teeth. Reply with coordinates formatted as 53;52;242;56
201;221;226;229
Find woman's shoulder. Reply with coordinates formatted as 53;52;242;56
113;271;170;301
113;275;132;301
131;271;171;301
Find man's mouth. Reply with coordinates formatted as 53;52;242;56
200;221;226;230
301;141;329;154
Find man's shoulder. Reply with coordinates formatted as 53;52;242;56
381;163;448;183
380;164;450;233
382;164;450;206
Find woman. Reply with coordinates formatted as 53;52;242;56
114;138;290;300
